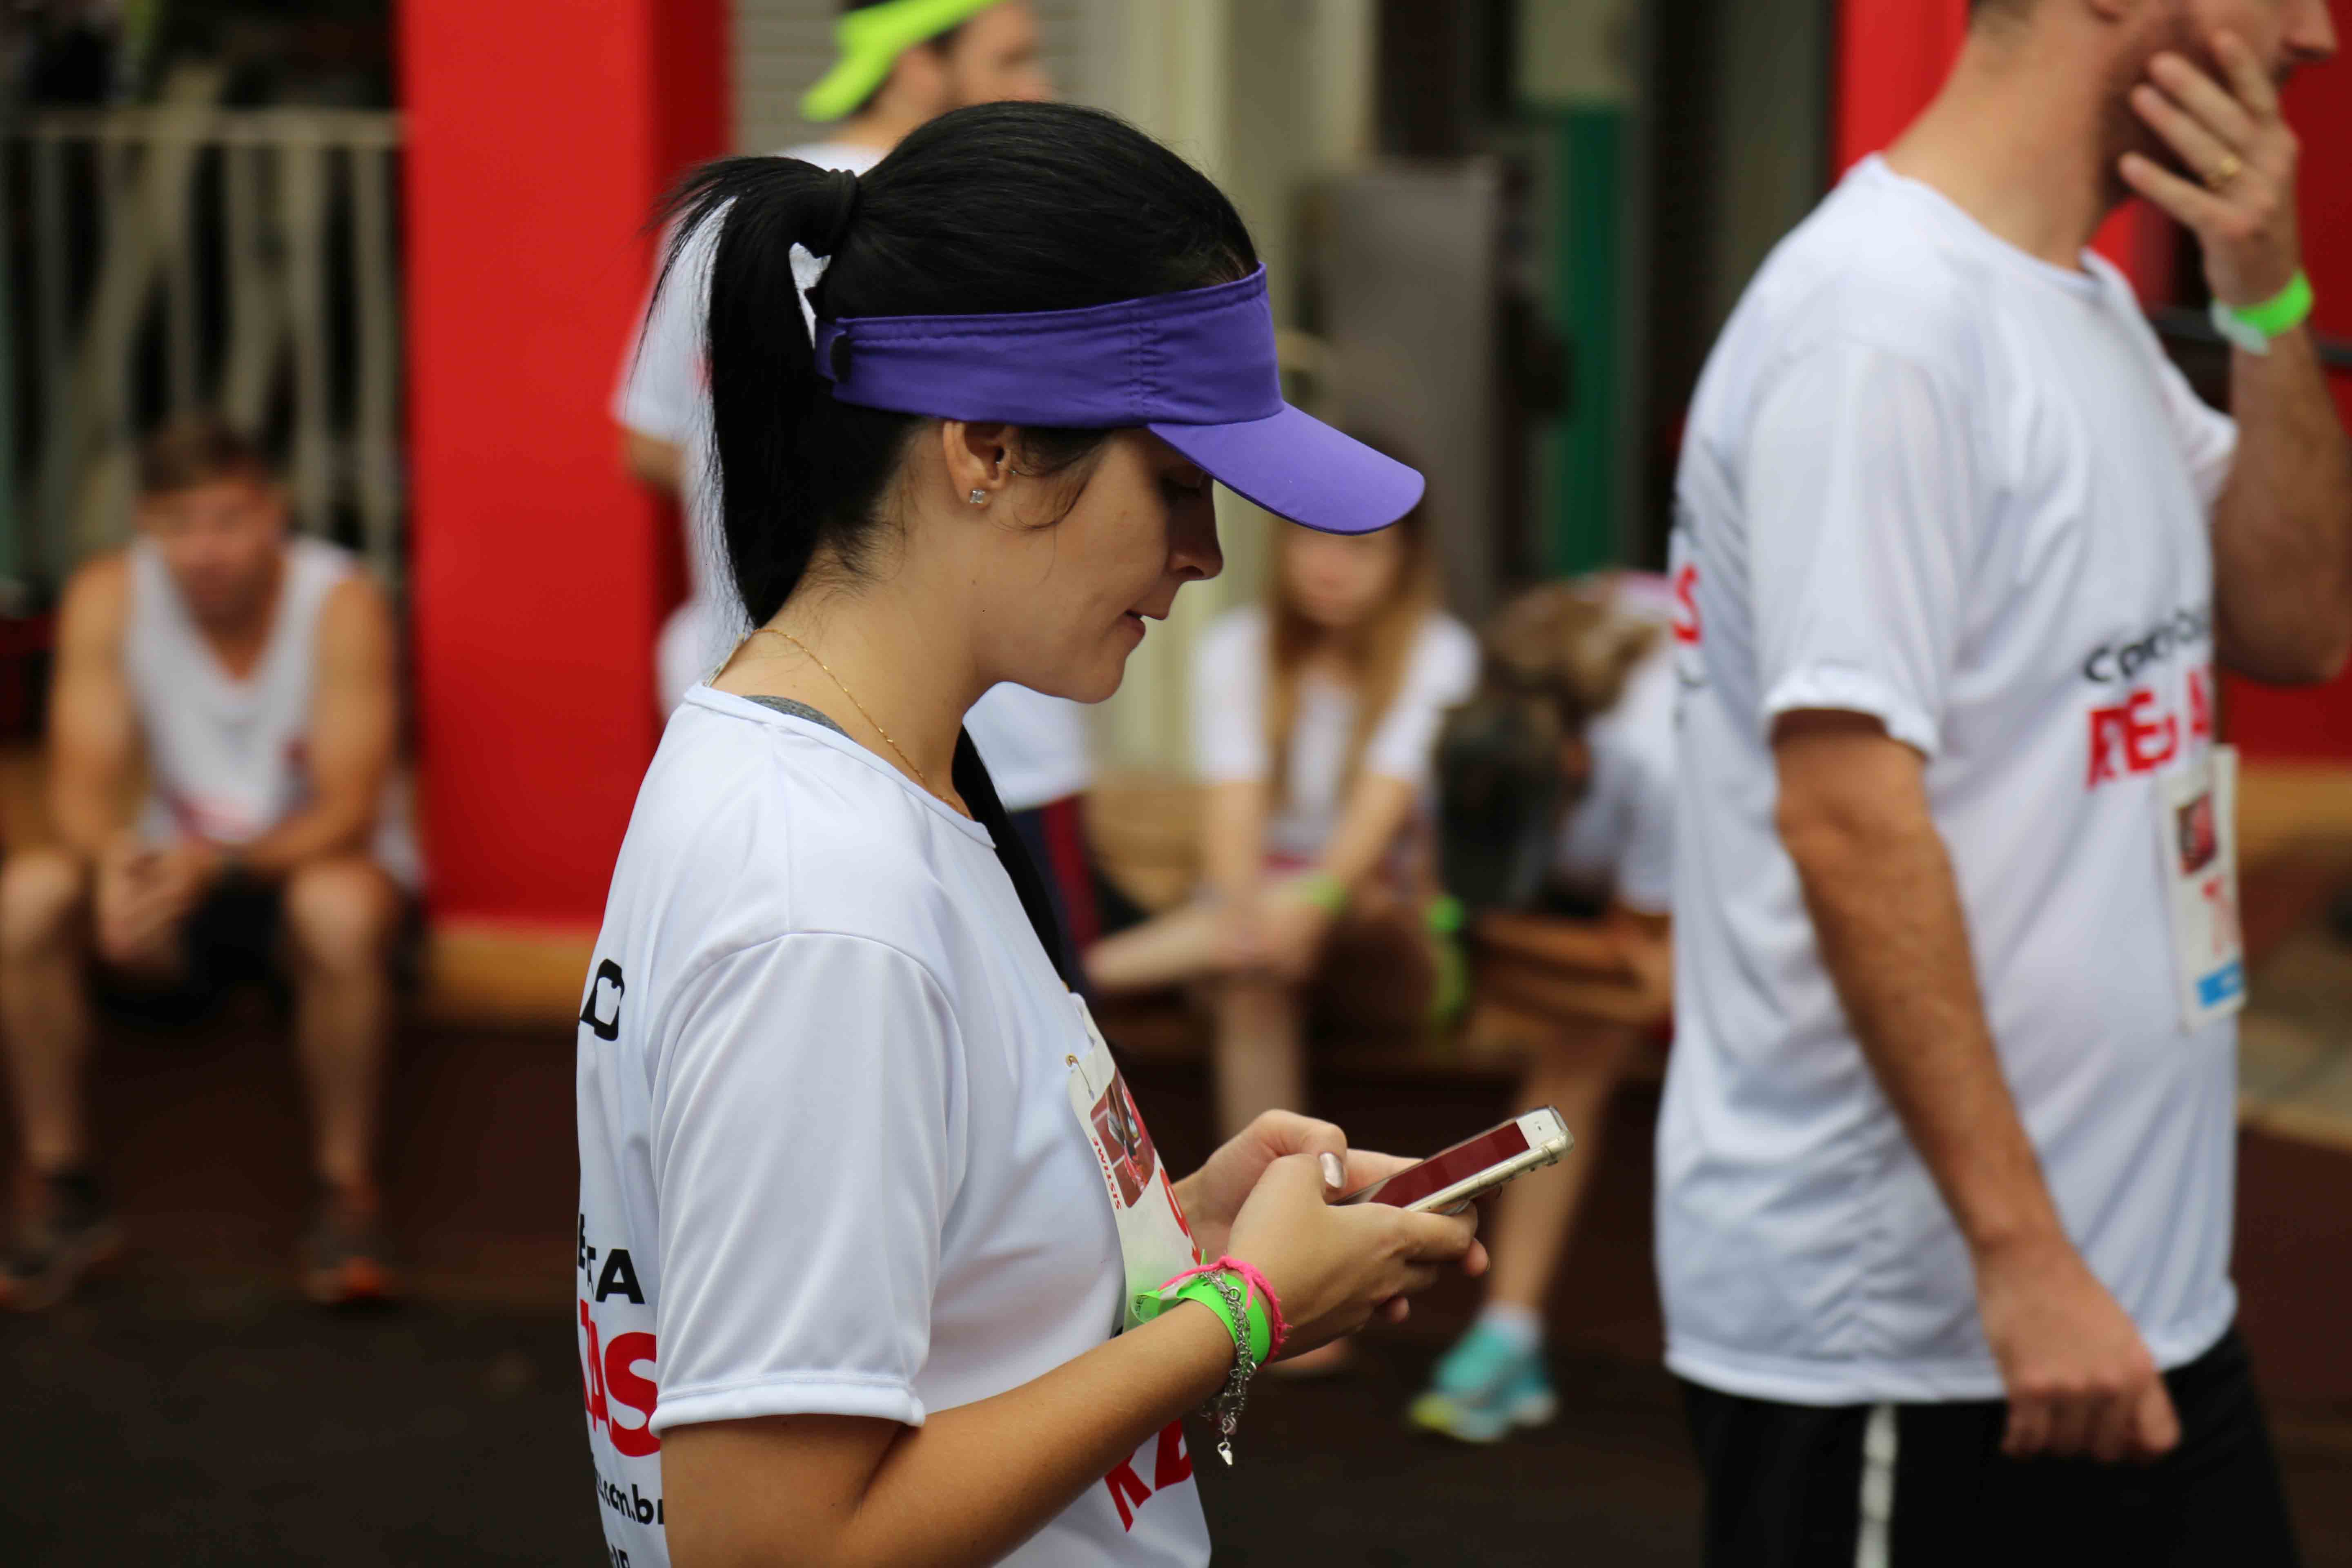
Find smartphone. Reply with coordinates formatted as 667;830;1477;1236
1336;1108;1574;1215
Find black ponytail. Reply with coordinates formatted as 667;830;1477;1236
652;102;1259;629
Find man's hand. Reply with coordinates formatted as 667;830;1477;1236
93;836;216;964
2122;31;2301;307
1976;1231;2181;1463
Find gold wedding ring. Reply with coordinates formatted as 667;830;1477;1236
2205;151;2244;191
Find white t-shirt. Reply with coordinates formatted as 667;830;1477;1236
1192;605;1479;862
964;682;1094;811
575;689;1209;1566
617;143;1098;812
1659;156;2242;1405
1551;574;1676;915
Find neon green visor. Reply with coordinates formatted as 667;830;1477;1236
801;0;1003;123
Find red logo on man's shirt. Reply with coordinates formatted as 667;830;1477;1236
2086;666;2212;788
1671;561;1702;646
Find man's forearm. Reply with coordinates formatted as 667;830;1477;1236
226;802;375;880
1782;798;2066;1259
2212;328;2352;682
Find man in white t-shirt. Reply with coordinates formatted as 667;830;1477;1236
1662;0;2348;1559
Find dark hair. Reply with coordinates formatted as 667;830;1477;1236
138;413;272;496
657;101;1257;626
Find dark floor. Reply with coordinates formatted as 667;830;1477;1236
2;1020;2350;1564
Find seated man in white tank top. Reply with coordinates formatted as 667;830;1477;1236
0;415;416;1311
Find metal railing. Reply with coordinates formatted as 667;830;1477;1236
4;83;403;590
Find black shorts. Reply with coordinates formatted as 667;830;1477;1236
97;878;289;1027
1680;1327;2300;1568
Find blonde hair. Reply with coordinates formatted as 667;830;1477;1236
1263;488;1441;800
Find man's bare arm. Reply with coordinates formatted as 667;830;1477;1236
2208;327;2352;683
2120;33;2352;683
1775;710;2178;1462
230;575;399;878
45;555;140;858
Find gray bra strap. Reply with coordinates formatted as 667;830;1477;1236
740;695;851;740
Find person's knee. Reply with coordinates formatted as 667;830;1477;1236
284;860;400;978
0;848;90;966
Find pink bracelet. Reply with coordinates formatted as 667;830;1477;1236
1159;1256;1291;1362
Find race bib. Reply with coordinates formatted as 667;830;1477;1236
1064;996;1200;1332
2157;746;2245;1031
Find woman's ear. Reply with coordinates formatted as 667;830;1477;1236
941;420;1016;505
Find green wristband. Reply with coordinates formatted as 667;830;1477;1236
2213;270;2314;355
1290;872;1349;915
1149;1273;1274;1365
2232;270;2315;338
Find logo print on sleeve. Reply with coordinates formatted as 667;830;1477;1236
580;960;626;1041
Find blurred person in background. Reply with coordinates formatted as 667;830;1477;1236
579;105;1483;1568
1409;573;1675;1443
1085;483;1477;1155
614;0;1099;966
1662;0;2349;1560
0;415;416;1311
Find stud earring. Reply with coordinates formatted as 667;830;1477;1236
969;488;989;506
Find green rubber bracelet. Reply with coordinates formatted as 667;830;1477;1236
2230;270;2315;339
1143;1273;1274;1364
1290;872;1349;915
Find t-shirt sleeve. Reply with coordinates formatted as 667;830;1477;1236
1193;613;1268;781
614;214;716;445
1747;340;1981;758
1361;616;1481;782
647;933;967;1434
2150;346;2239;512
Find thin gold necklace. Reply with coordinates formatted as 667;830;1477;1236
743;627;946;803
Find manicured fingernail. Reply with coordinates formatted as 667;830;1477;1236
1321;1153;1345;1189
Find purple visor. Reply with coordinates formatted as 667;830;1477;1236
811;266;1422;535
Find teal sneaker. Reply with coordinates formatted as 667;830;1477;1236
1408;1322;1557;1444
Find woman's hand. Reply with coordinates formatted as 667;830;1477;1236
1176;1111;1351;1259
1225;1152;1486;1357
1176;1116;1488;1307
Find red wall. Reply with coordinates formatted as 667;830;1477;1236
1838;0;2352;762
399;0;731;929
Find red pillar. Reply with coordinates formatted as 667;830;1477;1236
398;0;731;931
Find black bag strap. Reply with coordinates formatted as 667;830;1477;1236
952;730;1079;992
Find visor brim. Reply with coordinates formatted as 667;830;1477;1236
1150;404;1424;536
